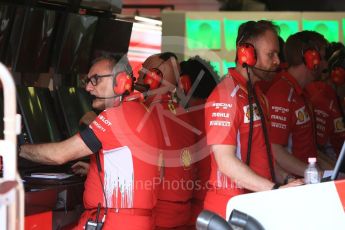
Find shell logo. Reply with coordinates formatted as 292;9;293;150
335;119;344;131
157;151;165;178
180;149;192;169
168;102;176;114
297;111;305;122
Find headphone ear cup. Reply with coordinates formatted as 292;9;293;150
303;48;321;70
331;66;345;86
237;43;257;67
179;74;192;95
113;72;133;95
143;68;163;90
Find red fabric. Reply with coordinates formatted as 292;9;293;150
80;101;160;228
75;209;154;230
183;99;211;225
255;70;285;94
204;68;272;217
145;94;196;228
203;189;242;219
154;200;191;228
305;81;345;155
266;72;317;162
25;211;52;230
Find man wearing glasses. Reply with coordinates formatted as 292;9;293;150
19;55;161;230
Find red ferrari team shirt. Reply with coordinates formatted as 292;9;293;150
255;70;286;94
266;72;317;162
82;101;160;210
145;94;195;202
305;81;345;155
205;68;272;195
145;94;196;227
179;98;210;201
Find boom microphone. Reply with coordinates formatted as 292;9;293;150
242;63;279;73
252;66;279;73
90;94;122;100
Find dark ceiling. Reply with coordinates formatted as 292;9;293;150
217;0;345;11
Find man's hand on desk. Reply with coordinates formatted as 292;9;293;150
71;161;90;176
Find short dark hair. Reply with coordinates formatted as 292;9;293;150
236;20;280;45
329;48;345;70
284;30;328;67
326;42;345;60
159;52;178;62
180;56;219;99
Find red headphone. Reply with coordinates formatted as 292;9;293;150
179;74;192;95
113;72;133;95
236;43;257;67
143;68;163;90
331;66;345;86
328;49;345;86
302;48;321;70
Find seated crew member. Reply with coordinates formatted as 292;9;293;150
305;44;345;159
266;31;333;178
20;55;161;230
204;20;303;219
179;56;219;226
137;52;196;229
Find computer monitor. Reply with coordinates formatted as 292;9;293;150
55;86;93;137
53;13;98;75
331;141;345;180
17;87;65;174
0;5;16;64
7;7;58;73
91;18;132;59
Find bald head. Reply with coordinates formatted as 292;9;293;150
139;53;180;90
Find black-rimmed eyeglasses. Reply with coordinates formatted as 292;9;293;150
84;74;114;86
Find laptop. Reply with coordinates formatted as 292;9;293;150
321;141;345;182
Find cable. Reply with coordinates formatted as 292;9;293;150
95;153;108;224
245;66;276;182
252;84;276;182
245;66;254;167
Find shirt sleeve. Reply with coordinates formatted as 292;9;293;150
266;83;292;145
87;110;120;149
79;127;102;153
205;80;239;146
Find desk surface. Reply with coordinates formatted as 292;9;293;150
226;180;345;230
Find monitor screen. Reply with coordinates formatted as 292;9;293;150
0;5;16;64
17;87;63;143
55;86;93;137
8;7;58;73
54;13;98;75
91;18;132;59
16;87;65;173
331;141;345;180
